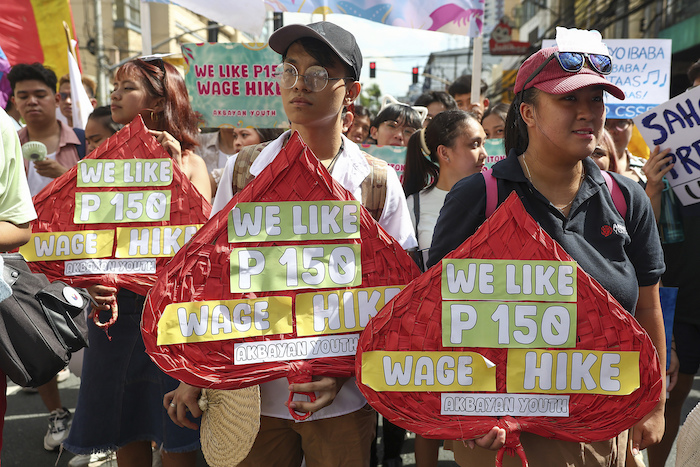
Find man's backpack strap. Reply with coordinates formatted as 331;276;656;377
231;141;272;194
360;153;388;222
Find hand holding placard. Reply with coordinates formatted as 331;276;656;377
634;85;700;205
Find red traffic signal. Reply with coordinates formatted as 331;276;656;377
370;61;376;78
412;67;419;84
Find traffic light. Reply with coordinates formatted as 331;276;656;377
370;61;376;78
412;67;419;84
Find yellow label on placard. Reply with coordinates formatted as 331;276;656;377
156;296;293;345
295;286;404;336
506;349;640;395
19;230;114;261
115;224;202;258
361;351;497;392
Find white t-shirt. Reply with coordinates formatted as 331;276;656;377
211;131;417;422
217;149;229;170
26;151;57;197
407;186;449;267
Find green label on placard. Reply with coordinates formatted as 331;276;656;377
182;42;288;128
441;259;577;302
442;301;577;348
76;159;173;187
228;201;361;243
74;191;171;224
230;244;361;293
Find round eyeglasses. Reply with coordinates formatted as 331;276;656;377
274;62;353;92
604;119;632;131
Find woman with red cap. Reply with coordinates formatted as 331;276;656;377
428;44;667;466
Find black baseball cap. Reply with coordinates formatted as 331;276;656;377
269;21;362;81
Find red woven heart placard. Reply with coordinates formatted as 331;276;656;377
142;131;420;391
356;193;662;460
21;116;211;296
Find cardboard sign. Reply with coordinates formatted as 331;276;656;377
22;117;211;295
359;144;406;182
543;38;671;118
484;138;506;168
634;85;700;205
142;131;421;390
356;193;663;454
182;42;288;129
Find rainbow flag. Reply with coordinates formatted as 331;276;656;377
0;0;78;80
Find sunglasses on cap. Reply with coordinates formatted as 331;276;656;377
520;51;613;93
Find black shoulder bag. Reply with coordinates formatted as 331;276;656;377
0;253;91;387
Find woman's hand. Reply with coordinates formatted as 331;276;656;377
86;284;117;315
164;382;203;430
286;376;349;414
631;403;665;455
149;130;183;167
464;426;507;450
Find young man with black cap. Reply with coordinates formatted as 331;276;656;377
167;22;416;466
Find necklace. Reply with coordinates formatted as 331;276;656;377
522;153;584;213
323;142;344;173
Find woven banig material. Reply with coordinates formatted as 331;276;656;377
26;116;212;296
676;401;700;467
142;131;420;389
198;386;260;467
356;193;663;464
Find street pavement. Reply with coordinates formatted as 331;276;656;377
3;373;698;466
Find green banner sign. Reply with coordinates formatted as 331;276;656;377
359;144;406;181
484;138;506;168
181;42;289;129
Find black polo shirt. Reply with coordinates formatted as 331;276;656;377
427;151;665;314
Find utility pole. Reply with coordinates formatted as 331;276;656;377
207;20;219;43
94;0;108;105
273;12;283;31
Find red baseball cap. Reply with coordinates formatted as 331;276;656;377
514;47;624;100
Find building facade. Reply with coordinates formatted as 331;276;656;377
70;0;246;105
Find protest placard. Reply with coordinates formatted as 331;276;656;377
21;116;211;296
359;144;406;181
633;85;700;205
182;42;288;129
484;138;506;168
142;131;421;395
543;38;671;118
356;193;662;463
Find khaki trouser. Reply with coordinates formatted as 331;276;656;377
445;430;629;467
238;404;376;467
